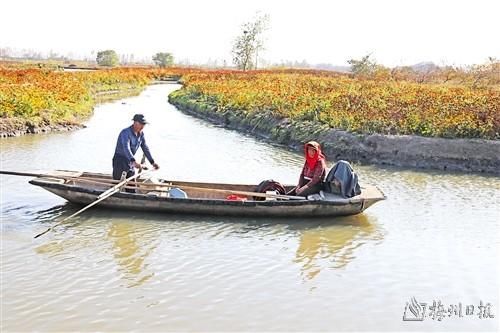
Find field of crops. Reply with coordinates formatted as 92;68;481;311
181;70;499;139
1;64;498;139
0;66;189;126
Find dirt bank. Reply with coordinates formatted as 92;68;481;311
0;88;143;138
0;117;85;138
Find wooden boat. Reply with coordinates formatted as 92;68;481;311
25;170;386;218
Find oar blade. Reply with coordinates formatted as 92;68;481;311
34;228;51;239
33;169;152;239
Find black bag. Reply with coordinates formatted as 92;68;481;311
253;179;286;201
324;160;361;198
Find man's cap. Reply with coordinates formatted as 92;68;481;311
132;114;148;124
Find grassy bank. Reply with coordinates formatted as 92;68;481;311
169;88;500;174
1;65;499;140
178;71;499;140
0;67;185;136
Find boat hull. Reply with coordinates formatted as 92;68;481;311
30;178;383;218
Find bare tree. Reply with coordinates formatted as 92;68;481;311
232;13;269;71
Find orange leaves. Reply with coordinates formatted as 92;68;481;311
0;66;200;123
1;66;498;139
0;68;155;122
180;70;500;139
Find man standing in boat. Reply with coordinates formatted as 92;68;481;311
112;114;159;180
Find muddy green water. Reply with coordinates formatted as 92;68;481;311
1;84;498;332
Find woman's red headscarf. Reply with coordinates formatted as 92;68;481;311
304;141;325;170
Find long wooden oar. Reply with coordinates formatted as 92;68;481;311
33;170;153;239
0;170;153;185
1;170;306;200
0;170;68;178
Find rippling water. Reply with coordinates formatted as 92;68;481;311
1;84;498;331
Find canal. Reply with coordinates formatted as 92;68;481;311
1;83;498;331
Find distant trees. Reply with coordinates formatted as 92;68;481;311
347;54;378;76
0;47;12;59
152;52;174;67
468;57;500;87
347;54;395;80
346;54;500;88
96;50;119;67
232;13;269;71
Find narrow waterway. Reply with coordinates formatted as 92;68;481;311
1;83;498;331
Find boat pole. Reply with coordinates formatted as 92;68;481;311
33;169;154;239
0;170;56;178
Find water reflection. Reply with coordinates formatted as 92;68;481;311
292;214;384;280
30;203;77;223
33;208;159;288
107;221;157;288
31;202;385;286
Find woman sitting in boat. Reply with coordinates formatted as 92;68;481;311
288;141;327;197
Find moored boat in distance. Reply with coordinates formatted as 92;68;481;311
25;170;386;218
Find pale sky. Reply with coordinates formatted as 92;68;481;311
1;0;499;67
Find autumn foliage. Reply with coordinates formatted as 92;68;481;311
0;64;498;139
180;70;499;139
0;67;179;125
